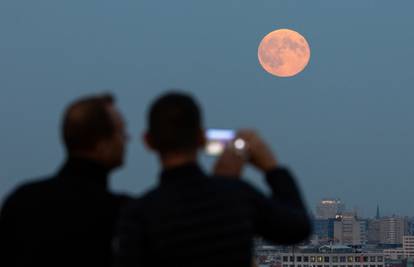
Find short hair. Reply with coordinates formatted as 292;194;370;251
62;93;116;153
147;91;202;153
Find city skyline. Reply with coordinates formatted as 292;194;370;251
313;198;413;219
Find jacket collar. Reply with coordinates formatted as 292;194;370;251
57;156;110;190
160;162;206;185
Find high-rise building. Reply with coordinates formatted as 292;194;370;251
379;216;408;245
333;212;366;245
407;217;414;235
359;219;368;245
403;235;414;258
367;219;381;244
314;219;335;243
316;199;345;219
382;235;414;260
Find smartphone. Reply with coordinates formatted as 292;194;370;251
205;129;236;156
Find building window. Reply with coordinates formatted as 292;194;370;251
324;257;330;263
290;257;294;262
377;265;383;267
363;265;368;267
363;257;368;262
298;265;302;267
333;257;338;263
297;256;302;262
317;256;323;263
283;256;289;262
304;265;309;267
340;257;346;262
283;265;288;267
370;257;376;262
290;265;294;267
355;256;360;262
348;257;353;262
304;256;309;262
377;257;383;262
370;265;375;267
311;256;316;263
324;265;329;267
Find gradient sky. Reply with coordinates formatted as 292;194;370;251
1;0;414;217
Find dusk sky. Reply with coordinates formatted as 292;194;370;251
1;0;414;217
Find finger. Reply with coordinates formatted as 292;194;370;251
236;129;256;142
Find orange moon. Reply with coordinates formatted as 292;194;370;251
258;29;311;77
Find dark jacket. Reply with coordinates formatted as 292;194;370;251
114;163;311;267
0;157;130;267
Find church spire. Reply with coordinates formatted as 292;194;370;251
376;204;380;219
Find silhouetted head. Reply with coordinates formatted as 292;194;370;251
62;93;128;170
144;91;205;162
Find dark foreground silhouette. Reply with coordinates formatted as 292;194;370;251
0;94;130;267
114;92;312;267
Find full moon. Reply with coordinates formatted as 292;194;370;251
258;29;311;77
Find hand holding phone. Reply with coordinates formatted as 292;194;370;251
205;129;247;157
236;129;277;172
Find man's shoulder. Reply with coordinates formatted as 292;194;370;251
11;175;56;194
1;176;56;211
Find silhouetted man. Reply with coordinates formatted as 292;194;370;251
0;93;130;267
114;91;311;267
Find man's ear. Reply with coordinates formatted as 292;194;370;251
197;128;206;148
93;138;110;160
143;131;156;151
